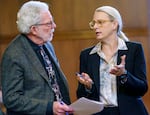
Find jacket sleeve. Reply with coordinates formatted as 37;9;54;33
118;43;148;96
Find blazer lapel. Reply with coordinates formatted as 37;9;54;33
117;50;128;64
20;35;51;86
44;42;60;66
90;53;100;94
117;49;128;87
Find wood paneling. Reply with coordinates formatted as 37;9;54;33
0;0;150;114
51;0;148;31
0;0;147;34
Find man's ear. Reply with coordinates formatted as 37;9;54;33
30;26;38;35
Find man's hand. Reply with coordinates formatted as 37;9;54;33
53;101;73;115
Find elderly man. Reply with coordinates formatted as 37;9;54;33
1;1;73;115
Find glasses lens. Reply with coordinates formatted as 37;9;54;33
89;20;112;29
97;20;104;25
89;21;95;29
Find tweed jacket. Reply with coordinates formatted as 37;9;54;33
1;34;71;115
77;41;148;115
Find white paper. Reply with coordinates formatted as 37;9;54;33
70;97;104;115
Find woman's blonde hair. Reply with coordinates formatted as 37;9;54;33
96;6;129;41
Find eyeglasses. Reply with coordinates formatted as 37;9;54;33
89;19;113;29
33;21;55;27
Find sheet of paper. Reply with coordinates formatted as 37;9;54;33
70;97;104;115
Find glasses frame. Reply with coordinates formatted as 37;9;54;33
89;19;113;29
33;21;55;27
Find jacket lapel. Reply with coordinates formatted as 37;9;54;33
117;50;128;64
117;49;128;87
20;35;68;91
90;53;100;94
45;42;60;66
20;35;51;86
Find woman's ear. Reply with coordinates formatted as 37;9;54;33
112;20;119;31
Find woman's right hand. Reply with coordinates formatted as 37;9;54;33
76;72;94;89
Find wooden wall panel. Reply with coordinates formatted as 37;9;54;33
51;0;148;31
0;0;150;114
0;0;148;34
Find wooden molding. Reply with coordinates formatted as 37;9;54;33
0;28;149;43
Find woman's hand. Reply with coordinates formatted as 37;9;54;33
109;55;126;76
76;72;94;89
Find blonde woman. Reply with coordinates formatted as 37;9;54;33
76;6;148;115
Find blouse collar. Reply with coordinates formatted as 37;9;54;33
89;37;128;55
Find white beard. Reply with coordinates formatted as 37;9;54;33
48;29;55;42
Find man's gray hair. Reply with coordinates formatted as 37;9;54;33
16;1;49;34
96;6;129;41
